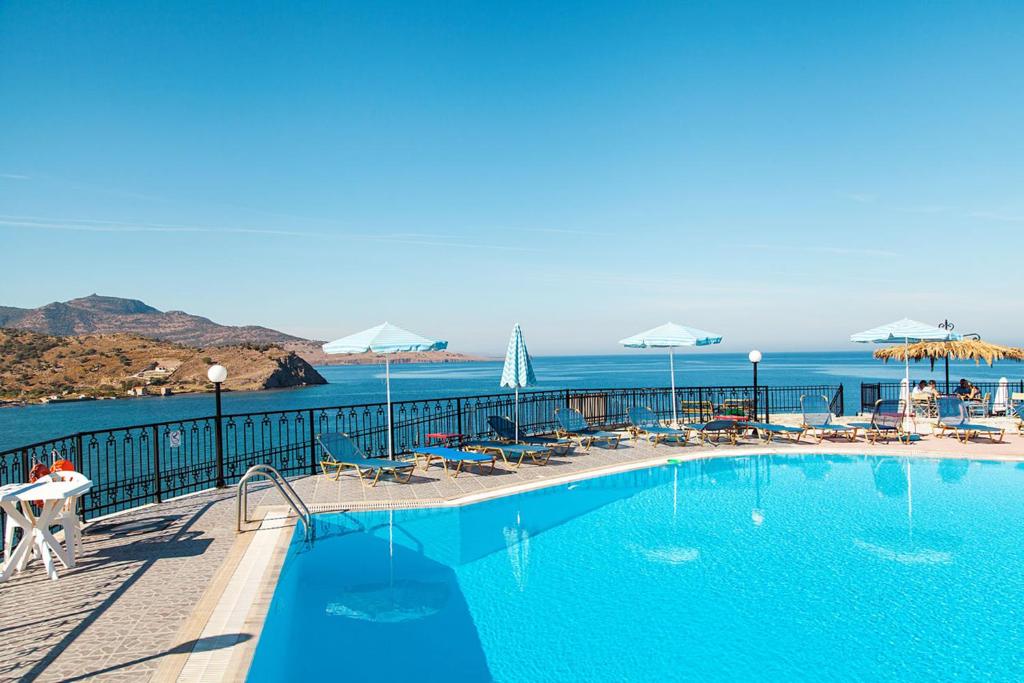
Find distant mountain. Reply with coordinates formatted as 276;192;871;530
0;294;306;347
0;329;327;401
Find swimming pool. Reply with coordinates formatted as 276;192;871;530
248;455;1024;681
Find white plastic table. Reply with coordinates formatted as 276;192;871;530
0;477;92;581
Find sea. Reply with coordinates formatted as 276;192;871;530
1;351;1018;452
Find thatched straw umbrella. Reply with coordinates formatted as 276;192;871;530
874;339;1024;392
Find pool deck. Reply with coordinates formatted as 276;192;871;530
2;420;1022;681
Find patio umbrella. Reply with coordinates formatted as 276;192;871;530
851;319;960;421
994;377;1010;415
500;323;536;443
322;322;447;457
620;323;723;426
873;339;1024;393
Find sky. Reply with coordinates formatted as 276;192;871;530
1;1;1022;355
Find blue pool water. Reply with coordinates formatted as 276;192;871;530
251;455;1024;681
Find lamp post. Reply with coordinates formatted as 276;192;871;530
208;364;228;488
748;350;762;421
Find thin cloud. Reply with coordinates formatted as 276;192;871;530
968;210;1024;223
845;193;877;204
742;243;898;258
0;214;540;252
0;173;30;180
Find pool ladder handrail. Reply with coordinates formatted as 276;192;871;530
236;464;311;538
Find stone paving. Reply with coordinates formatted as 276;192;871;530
2;419;1022;681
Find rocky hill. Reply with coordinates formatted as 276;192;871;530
0;329;326;402
0;295;305;347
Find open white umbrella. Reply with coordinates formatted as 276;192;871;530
322;322;447;457
851;318;960;426
619;322;723;426
500;323;536;443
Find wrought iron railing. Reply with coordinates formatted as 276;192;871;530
859;381;1023;413
0;383;841;523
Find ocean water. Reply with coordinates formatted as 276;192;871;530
0;351;1018;451
248;455;1024;682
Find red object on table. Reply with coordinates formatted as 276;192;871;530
712;415;747;422
425;432;464;445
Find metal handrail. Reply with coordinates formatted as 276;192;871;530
236;464;311;538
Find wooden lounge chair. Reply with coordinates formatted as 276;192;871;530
412;446;497;477
317;432;415;486
627;406;689;446
800;395;858;443
461;439;552;469
486;416;574;456
935;397;1005;444
741;421;805;444
849;399;920;444
554;408;621;450
683;419;743;446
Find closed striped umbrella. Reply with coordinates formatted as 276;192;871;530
500;323;536;443
323;322;447;457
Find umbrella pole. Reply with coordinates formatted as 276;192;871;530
669;348;678;427
945;355;950;394
904;337;913;432
386;355;393;459
514;386;519;444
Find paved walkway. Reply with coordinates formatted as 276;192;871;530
1;423;1022;681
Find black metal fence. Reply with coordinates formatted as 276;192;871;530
860;381;1023;413
0;383;842;523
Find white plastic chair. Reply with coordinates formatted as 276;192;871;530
47;470;88;562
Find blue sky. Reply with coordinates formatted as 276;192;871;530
2;1;1022;354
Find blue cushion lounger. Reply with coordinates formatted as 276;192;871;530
936;397;1005;444
412;446;498;477
800;395;858;443
317;432;416;486
554;408;622;450
848;399;920;445
461;440;553;469
1013;404;1024;435
741;421;806;444
627;406;689;446
683;419;744;446
486;416;575;456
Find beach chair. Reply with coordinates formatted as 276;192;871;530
627;406;689;446
849;400;920;444
317;432;416;486
679;399;714;423
741;421;805;444
935;397;1005;444
683;419;743;446
1014;404;1024;435
461;439;553;469
800;395;858;443
412;446;497;477
554;408;622;450
486;416;574;456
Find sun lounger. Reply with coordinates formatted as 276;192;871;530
800;395;858;443
683;419;743;446
627;406;689;445
317;432;415;486
486;416;574;455
935;397;1005;444
849;399;920;444
554;408;622;450
412;446;497;477
741;421;805;444
461;440;553;469
1013;404;1024;435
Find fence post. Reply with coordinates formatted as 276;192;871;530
75;434;86;519
388;402;396;459
837;384;845;416
456;397;463;438
151;426;162;504
764;388;770;423
308;410;316;476
697;387;705;422
564;388;571;408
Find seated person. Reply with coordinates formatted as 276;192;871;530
953;379;973;399
911;380;930;400
926;380;940;396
